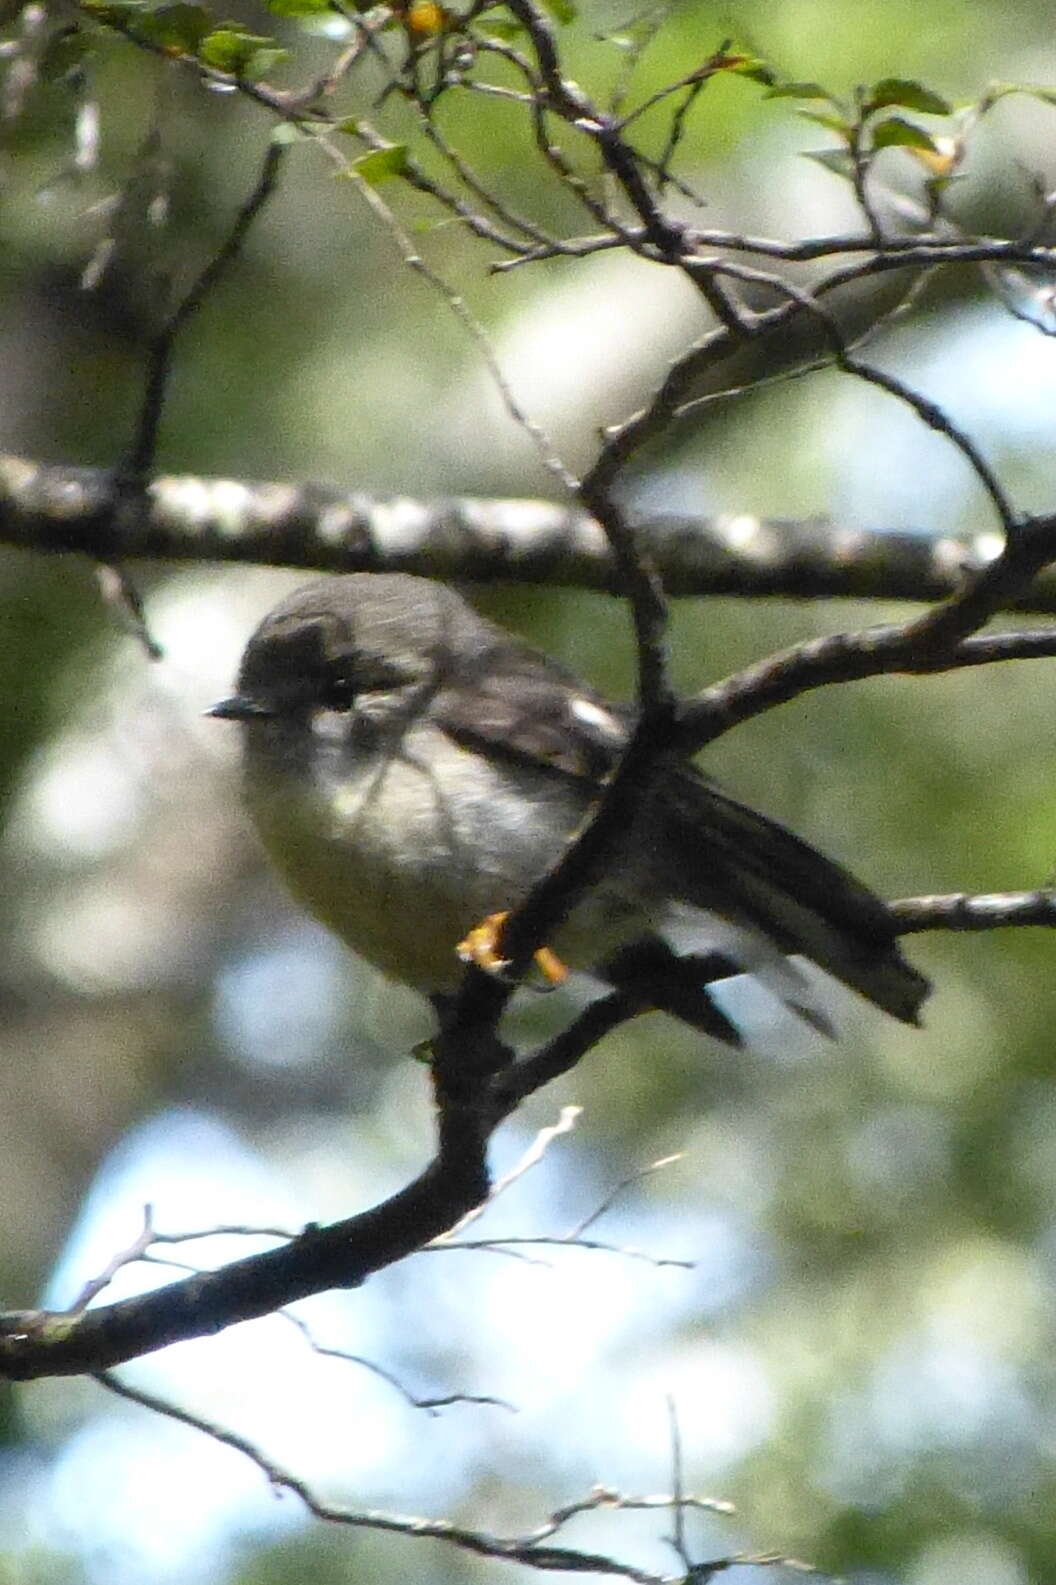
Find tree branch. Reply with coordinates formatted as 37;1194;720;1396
94;1367;759;1582
0;1074;495;1377
890;889;1056;933
8;455;1056;609
679;597;1056;753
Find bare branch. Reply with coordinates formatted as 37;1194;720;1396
665;1397;691;1575
124;139;287;480
93;1370;744;1582
689;255;1016;537
567;1154;686;1241
66;1205;157;1314
277;1309;517;1415
438;1104;582;1239
678;604;1056;754
0;1066;501;1377
95;563;163;660
436;1236;694;1270
890;889;1056;933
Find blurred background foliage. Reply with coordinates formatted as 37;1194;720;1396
3;1;1056;1582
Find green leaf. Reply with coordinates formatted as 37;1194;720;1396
242;42;287;74
730;58;776;87
980;81;1056;113
198;24;286;75
803;147;855;180
264;0;330;14
732;61;773;86
797;108;852;137
764;81;836;102
871;115;939;152
347;144;409;184
138;2;211;52
539;0;575;22
867;77;951;116
198;24;251;68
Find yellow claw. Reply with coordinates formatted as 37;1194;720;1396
532;945;570;986
457;912;569;986
458;910;513;974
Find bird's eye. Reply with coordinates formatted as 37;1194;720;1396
316;656;414;714
321;677;357;711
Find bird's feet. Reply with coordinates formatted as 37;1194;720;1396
457;911;569;987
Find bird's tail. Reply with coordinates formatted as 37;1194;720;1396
661;776;929;1026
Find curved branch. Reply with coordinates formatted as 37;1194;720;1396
4;870;1056;1383
0;986;648;1380
0;1106;487;1378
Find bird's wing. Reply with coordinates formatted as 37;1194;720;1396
433;639;629;783
433;640;928;1028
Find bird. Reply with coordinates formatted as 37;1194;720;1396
209;573;928;1046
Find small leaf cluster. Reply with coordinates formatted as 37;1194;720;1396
79;0;288;78
769;75;956;186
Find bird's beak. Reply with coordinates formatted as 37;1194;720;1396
205;694;274;721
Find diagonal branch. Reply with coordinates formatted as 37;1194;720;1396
94;1369;687;1582
0;1076;497;1378
123;140;288;480
678;592;1056;754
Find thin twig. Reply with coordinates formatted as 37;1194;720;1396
890;889;1056;933
665;1398;691;1574
678;617;1056;754
567;1154;685;1241
92;1369;732;1582
435;1105;582;1239
278;1309;517;1415
124;139;287;479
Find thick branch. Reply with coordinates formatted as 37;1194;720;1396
0;987;646;1380
6;455;1056;608
0;1084;494;1378
3;870;1054;1384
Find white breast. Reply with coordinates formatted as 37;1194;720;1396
244;718;588;992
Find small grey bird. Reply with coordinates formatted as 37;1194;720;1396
211;574;928;1044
